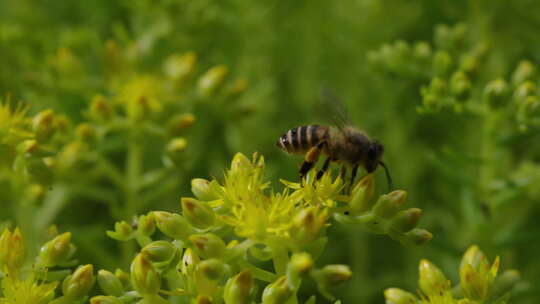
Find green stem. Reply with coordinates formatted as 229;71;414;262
271;245;289;276
479;109;497;211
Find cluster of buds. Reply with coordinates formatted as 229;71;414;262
384;245;520;304
0;227;95;304
97;152;431;302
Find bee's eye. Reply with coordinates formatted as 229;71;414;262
367;146;377;160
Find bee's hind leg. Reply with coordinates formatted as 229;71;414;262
316;157;331;180
299;146;321;183
347;164;359;194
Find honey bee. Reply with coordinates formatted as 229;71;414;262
276;90;393;191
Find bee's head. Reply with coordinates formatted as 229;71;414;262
365;141;384;173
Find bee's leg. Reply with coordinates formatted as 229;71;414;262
339;165;348;193
348;164;359;194
300;146;321;183
316;157;331;180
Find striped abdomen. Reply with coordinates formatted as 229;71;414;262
276;125;328;154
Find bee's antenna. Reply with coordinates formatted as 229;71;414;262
379;161;394;192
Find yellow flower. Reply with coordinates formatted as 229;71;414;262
0;274;58;304
115;75;163;120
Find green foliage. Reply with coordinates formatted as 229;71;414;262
1;0;540;303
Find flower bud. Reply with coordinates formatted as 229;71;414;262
199;258;226;281
512;60;536;85
167;113;196;136
513;81;536;102
190;233;226;259
0;228;25;272
230;152;252;173
163;52;197;81
372;190;407;219
90;296;123;304
224;269;254;304
450;71;471;100
181;197;215;229
17;139;39;156
459;245;499;301
433;50;452;76
413;41;431;61
131;253;161;295
314;265;352;287
180;248;199;276
287;252;313;289
137;213;156;236
195;295;213;304
262;276;293;304
33;109;56;142
153;211;191;240
166;137;188;165
434;24;452;48
225;78;248;99
484;79;510;108
0;228;11;269
106;221;134;241
191;178;219;201
76;123;97;143
62;264;95;300
198;65;229;97
142;241;177;265
419;259;448;296
390;208;422;233
89;95;113;121
384;288;418;304
97;269;124;296
114;269;130;288
348;174;375;212
405;228;432;245
38;232;74;267
291;207;328;245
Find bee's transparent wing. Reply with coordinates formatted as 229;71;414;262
318;86;352;132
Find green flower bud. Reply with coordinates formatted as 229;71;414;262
418;259;448;296
114;269;130;288
224;269;254;304
491;269;520;300
349;174;375;212
512;60;536;85
231;152;252;173
384;288;418;304
513;81;536;102
199;258;226;281
459;55;478;74
89;94;113;121
180;248;200;276
166;137;188;165
390;208;422;233
142;241;177;265
190;233;226;259
291;207;328;245
434;24;452;49
62;264;95;300
90;295;123;304
163;52;197;81
198;65;229;97
97;269;124;296
225;78;249;99
131;253;161;295
38;232;74;267
182;197;215;229
33;109;56;142
413;41;432;61
167;113;196;136
191;178;219;201
195;295;213;304
76;123;97;143
17;139;39;156
405;228;432;245
57;141;87;170
287;252;313;289
459;245;499;301
137;213;156;236
262;276;293;304
106;221;134;241
450;71;471;100
314;265;352;287
484;79;510;108
433;50;453;76
153;211;190;240
0;228;25;272
372;190;407;219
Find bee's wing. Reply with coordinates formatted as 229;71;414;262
318;86;352;132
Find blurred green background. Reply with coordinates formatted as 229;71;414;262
2;0;540;303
